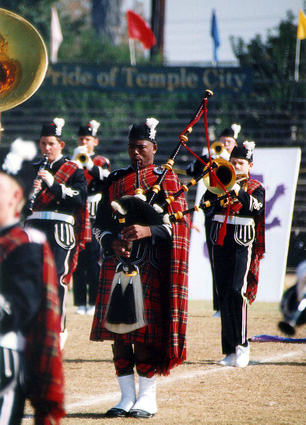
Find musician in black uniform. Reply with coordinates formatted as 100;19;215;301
207;141;265;367
187;124;240;316
25;118;90;349
0;140;65;425
72;120;111;315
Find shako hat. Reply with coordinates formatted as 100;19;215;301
78;119;101;137
230;141;255;163
40;117;65;138
128;118;159;144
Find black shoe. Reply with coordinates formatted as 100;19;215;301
105;407;128;418
129;409;155;418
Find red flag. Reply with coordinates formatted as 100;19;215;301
127;10;156;49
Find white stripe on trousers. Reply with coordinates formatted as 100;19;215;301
59;249;72;333
240;243;253;344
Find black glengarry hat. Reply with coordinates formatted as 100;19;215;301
78;120;101;137
219;123;241;140
231;141;255;163
128;118;159;144
40;117;65;138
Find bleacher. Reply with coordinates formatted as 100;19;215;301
1;94;305;269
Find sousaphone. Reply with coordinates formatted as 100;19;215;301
0;8;48;112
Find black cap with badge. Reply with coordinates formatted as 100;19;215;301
128;118;159;144
40;117;65;138
78;119;101;137
231;141;256;163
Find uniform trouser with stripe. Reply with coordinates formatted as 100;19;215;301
52;243;72;333
26;220;74;333
0;348;26;425
73;231;100;306
25;220;75;332
212;226;252;355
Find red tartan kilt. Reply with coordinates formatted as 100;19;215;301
90;254;168;348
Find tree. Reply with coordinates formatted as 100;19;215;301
230;11;306;101
0;0;54;41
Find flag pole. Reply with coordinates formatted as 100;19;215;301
295;37;301;82
129;39;136;66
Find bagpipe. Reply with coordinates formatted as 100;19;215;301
104;89;248;333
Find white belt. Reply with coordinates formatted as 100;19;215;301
30;211;75;225
213;214;254;226
0;332;26;351
88;193;102;203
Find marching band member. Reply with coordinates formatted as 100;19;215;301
187;124;240;316
207;141;265;367
0;141;65;424
90;118;190;418
186;123;240;176
25;118;91;349
71;120;111;316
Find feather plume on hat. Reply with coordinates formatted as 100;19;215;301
3;138;37;175
231;123;241;140
53;117;65;137
89;120;101;137
243;140;255;161
146;118;159;140
2;138;37;197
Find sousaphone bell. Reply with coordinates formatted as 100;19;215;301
0;8;48;112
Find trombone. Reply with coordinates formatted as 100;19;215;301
203;157;248;195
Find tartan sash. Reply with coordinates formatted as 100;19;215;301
31;160;91;285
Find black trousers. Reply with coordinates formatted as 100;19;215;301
212;225;252;355
0;348;26;425
26;220;74;332
73;231;100;306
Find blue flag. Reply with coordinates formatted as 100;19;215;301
210;9;220;64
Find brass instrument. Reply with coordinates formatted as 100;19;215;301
211;141;224;157
0;8;48;112
74;151;90;165
202;157;248;195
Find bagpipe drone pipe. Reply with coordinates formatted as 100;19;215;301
104;89;246;333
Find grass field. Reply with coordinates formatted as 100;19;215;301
23;283;306;425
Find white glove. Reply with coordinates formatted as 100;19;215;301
43;170;55;187
232;183;241;196
102;168;110;178
85;156;94;170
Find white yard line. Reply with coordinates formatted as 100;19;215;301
64;347;305;412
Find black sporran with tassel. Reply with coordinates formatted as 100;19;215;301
104;265;146;334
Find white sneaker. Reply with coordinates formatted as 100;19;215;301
219;353;236;366
86;305;95;316
76;305;86;315
235;343;250;367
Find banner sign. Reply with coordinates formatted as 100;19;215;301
188;148;301;303
43;64;252;94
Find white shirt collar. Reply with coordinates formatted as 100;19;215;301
50;154;63;169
